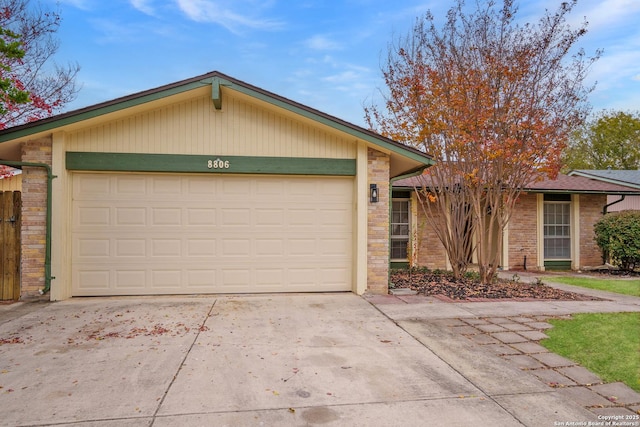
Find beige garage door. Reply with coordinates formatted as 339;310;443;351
71;173;353;296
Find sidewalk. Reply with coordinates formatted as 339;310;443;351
366;275;640;423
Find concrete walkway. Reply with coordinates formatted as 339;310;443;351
366;274;640;425
0;277;638;426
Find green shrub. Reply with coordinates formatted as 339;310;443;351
594;210;640;271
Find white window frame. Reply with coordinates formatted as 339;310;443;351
543;200;572;260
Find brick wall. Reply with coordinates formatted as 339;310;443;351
578;194;606;267
415;201;449;269
507;193;540;270
20;138;52;299
367;148;389;294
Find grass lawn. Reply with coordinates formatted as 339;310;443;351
541;312;640;392
546;276;640;297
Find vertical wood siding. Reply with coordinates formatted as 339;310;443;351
0;175;21;191
65;92;357;159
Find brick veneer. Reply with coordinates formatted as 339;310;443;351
403;190;607;273
415;204;448;269
578;194;606;267
507;193;540;270
20;138;52;299
367;148;390;294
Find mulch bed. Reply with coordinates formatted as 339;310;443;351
390;270;602;301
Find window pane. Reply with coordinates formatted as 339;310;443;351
543;202;570;259
391;239;408;259
391;200;410;260
392;224;409;236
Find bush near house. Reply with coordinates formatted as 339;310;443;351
594;211;640;271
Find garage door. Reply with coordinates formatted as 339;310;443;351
71;173;353;296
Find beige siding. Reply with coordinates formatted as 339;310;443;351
65;91;356;159
607;195;640;211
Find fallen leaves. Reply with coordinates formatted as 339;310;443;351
391;270;601;301
0;337;24;345
80;323;194;341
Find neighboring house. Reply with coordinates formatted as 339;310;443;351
568;169;640;212
391;173;640;272
0;71;434;300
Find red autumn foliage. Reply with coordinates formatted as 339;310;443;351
366;0;599;284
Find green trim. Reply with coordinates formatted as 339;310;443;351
0;161;56;294
390;261;410;270
65;152;356;176
544;260;572;271
0;73;435;171
0;80;209;143
210;77;224;110
388;166;430;280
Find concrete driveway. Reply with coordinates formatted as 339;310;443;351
0;293;603;426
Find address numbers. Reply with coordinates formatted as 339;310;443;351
207;158;230;169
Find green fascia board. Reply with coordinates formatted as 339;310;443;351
66;152;356;176
0;80;210;143
0;71;434;169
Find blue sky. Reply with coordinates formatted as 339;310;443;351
47;0;640;127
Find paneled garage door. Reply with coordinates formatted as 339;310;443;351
71;173;353;296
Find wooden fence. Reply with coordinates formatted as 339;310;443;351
1;191;21;300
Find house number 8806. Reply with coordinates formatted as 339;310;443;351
207;159;230;169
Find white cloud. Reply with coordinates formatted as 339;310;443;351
56;0;95;10
578;0;640;30
174;0;283;33
304;35;343;51
588;48;640;88
130;0;156;15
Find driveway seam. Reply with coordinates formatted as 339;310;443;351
366;299;528;426
149;299;218;426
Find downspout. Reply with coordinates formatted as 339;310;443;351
389;166;430;276
1;161;56;295
603;195;625;215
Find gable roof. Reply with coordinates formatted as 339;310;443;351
568;169;640;189
0;71;434;177
393;172;640;195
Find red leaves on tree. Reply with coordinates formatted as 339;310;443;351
366;0;599;283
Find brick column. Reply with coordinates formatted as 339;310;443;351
507;193;539;271
579;194;606;267
20;138;52;299
367;148;390;294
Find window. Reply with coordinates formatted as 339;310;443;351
391;199;410;260
543;200;571;259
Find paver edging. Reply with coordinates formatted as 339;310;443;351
453;315;640;416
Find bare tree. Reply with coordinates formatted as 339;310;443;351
0;0;79;128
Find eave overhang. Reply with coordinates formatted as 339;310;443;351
0;71;435;177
